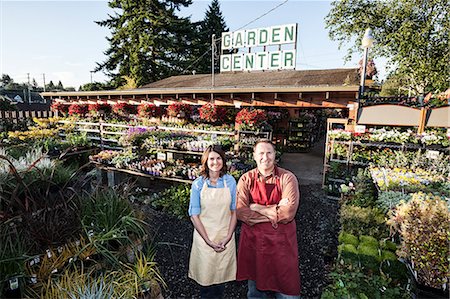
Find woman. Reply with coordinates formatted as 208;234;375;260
188;145;237;298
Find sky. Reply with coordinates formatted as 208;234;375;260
0;0;387;89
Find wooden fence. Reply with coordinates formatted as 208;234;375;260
0;110;56;123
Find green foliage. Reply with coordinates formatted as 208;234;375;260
380;240;398;252
359;235;379;248
376;191;412;212
321;262;410;299
191;0;228;74
149;183;190;219
340;204;389;239
0;220;28;297
338;231;359;247
325;0;449;94
387;193;450;289
96;0;196;87
346;168;377;208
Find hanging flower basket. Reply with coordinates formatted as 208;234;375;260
235;108;268;130
112;102;137;115
68;104;88;116
199;103;226;123
137;103;163;118
88;103;112;114
167;103;192;118
51;102;69;114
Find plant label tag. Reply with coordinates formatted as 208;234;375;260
34;256;40;264
211;133;217;141
9;278;18;290
46;249;52;258
166;152;174;161
425;150;439;160
157;152;166;161
355;125;366;133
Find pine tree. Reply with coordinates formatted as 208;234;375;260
192;0;228;74
95;0;196;88
56;81;64;90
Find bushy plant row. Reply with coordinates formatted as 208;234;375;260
0;148;164;298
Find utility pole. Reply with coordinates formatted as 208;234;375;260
42;73;46;92
211;34;216;88
90;71;94;84
27;73;32;103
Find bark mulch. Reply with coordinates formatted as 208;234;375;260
141;184;340;299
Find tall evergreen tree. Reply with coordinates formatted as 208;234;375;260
95;0;196;88
56;81;64;90
191;0;228;74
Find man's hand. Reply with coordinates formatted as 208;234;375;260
250;203;278;228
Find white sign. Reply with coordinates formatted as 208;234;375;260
354;125;366;133
220;24;297;73
222;24;297;49
157;152;166;161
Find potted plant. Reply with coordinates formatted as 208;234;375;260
235;108;268;131
198;103;226;123
68;104;88;116
166;103;192;118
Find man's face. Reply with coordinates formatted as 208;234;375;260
253;142;275;173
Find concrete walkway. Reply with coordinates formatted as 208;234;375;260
279;137;326;186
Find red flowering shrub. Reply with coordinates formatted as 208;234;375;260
112;102;137;115
167;103;192;118
199;103;226;123
137;103;163;118
68;104;88;116
235;108;267;129
88;103;112;114
51;102;69;114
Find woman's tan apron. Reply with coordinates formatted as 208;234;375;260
188;179;237;286
237;169;300;295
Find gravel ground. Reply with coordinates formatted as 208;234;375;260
141;183;340;299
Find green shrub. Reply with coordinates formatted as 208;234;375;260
338;231;359;247
359;235;379;248
381;250;397;262
377;191;412;212
149;183;190;219
340;204;389;239
338;244;358;254
380;240;398;252
387;193;450;289
347;168;377;207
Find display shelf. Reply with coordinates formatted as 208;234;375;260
96;164;193;186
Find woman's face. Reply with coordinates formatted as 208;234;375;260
207;151;223;173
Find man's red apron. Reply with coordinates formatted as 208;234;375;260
237;169;300;295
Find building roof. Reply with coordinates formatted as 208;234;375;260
141;68;360;90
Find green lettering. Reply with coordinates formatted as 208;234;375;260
272;27;281;43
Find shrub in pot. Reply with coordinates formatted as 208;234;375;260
387;192;450;291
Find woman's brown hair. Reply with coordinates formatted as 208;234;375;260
200;145;228;178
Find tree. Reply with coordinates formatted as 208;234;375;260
0;74;13;87
325;0;449;94
32;78;38;89
95;0;196;88
192;0;228;74
56;81;64;90
46;81;55;91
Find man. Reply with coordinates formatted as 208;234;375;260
236;139;301;298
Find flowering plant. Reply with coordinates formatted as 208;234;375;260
113;102;137;115
68;104;88;116
51;102;69;114
199;103;226;123
387;192;450;290
235;108;267;129
88;103;112;114
166;103;192;118
137;103;163;118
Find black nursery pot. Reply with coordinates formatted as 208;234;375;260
414;283;449;299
